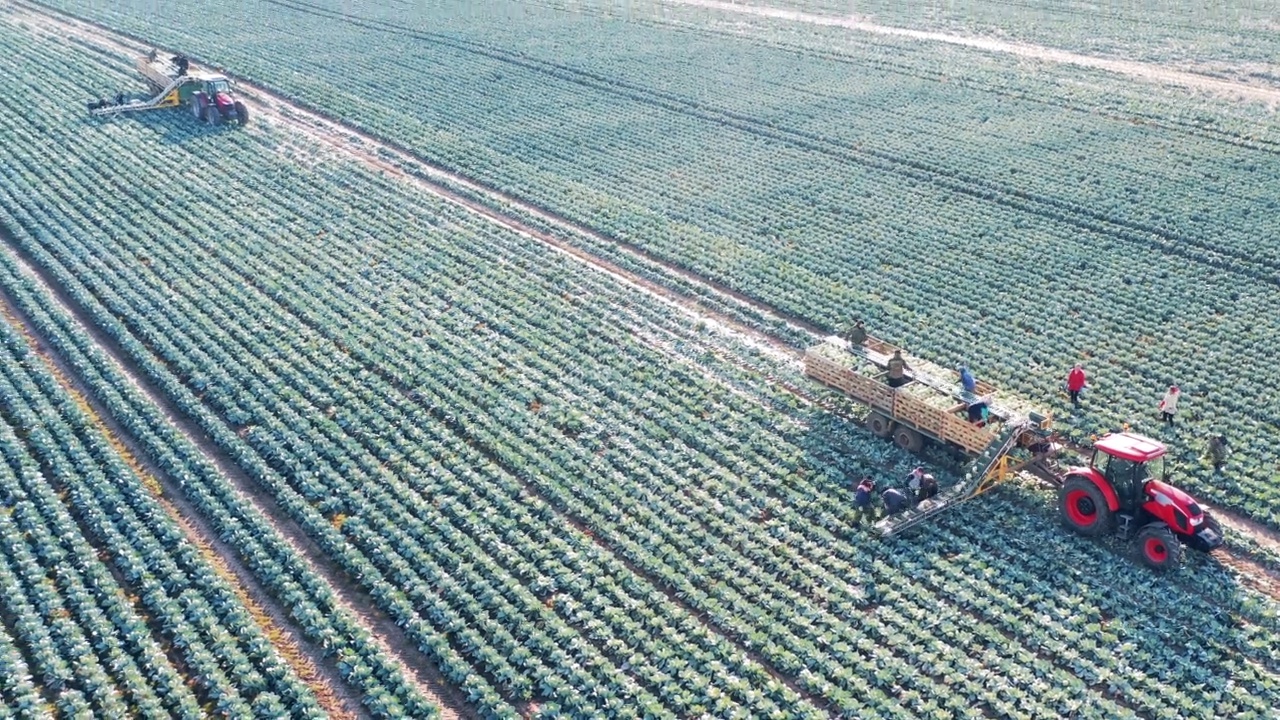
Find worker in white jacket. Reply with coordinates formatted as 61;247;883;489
1158;385;1180;426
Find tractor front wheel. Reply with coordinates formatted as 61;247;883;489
1136;525;1183;570
866;412;894;439
234;101;249;126
893;426;924;454
1059;477;1113;537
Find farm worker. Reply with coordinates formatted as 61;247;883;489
958;364;977;394
1208;434;1229;472
917;474;939;503
882;488;908;516
966;400;990;426
1066;364;1087;407
843;319;867;347
171;54;190;76
852;477;876;524
887;351;909;388
906;466;926;485
1158;386;1180;426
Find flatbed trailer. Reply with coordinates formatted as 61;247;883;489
803;334;1058;535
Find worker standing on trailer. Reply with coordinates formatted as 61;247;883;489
1066;363;1087;407
843;319;867;347
966;398;990;426
958;364;977;394
887;350;909;388
1158;385;1180;426
852;477;875;524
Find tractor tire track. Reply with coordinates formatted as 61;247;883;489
666;0;1280;104
250;0;1280;288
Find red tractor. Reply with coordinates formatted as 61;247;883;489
1058;432;1223;569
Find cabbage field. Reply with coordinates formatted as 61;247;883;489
2;0;1280;717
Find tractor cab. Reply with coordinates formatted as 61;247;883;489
1092;433;1166;513
205;77;231;96
1060;432;1223;570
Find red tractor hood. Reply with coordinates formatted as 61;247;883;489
214;92;235;108
1145;480;1202;516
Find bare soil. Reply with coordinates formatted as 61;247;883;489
669;0;1280;107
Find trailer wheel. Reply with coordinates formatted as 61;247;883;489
234;101;249;126
866;412;894;438
893;426;924;454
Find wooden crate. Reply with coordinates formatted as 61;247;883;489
864;337;902;356
803;350;853;391
939;414;997;455
892;391;946;437
804;349;893;411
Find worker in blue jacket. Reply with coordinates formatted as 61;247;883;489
958;364;977;394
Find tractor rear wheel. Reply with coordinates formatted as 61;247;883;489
866;412;894;439
1136;525;1183;570
1059;477;1113;537
893;426;924;454
234;101;249;126
191;98;204;121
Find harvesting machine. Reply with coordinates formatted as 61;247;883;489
804;334;1224;569
87;52;248;127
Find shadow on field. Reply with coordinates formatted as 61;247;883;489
80;107;234;142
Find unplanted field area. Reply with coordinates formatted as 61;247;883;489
2;1;1280;718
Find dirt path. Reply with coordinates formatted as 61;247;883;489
666;0;1280;106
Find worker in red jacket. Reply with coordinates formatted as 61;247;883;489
1067;364;1087;407
852;477;876;524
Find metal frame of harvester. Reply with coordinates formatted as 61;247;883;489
803;333;1224;569
87;53;248;127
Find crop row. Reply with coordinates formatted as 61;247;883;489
0;31;824;718
35;0;1280;527
0;303;321;716
5;22;1280;718
0;106;1264;720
